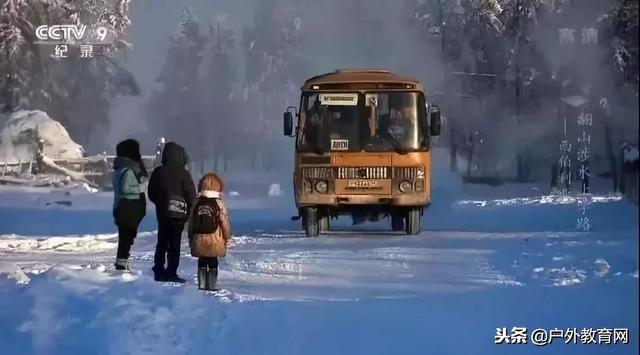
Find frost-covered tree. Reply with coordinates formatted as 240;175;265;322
408;0;567;180
0;0;138;149
63;0;138;147
200;15;237;171
147;7;205;159
601;0;639;95
241;0;305;170
0;0;42;112
409;0;504;72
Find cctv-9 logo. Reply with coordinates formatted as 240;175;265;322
95;27;108;42
90;26;115;44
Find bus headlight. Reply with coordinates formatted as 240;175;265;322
315;180;328;193
399;180;412;193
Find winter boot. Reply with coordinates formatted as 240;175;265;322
205;266;218;291
152;266;167;282
166;274;186;283
114;258;130;271
197;267;208;290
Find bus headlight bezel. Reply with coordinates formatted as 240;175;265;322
315;180;329;194
399;180;412;193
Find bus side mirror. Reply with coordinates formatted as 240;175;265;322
429;105;441;136
283;111;293;136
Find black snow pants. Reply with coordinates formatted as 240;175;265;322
154;220;185;277
116;226;137;259
114;198;145;260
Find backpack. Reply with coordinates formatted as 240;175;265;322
192;198;220;234
167;195;188;221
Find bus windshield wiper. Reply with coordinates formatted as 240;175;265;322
382;132;407;154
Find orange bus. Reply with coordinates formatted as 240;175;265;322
284;69;441;236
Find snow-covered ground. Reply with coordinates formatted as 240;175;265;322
0;163;638;355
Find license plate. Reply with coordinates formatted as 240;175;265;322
347;180;378;188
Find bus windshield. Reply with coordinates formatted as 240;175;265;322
297;92;425;153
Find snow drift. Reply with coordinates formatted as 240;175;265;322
0;110;84;164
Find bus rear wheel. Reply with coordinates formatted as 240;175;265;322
405;208;422;235
301;207;319;238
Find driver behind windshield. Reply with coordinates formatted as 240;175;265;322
364;98;414;151
387;107;412;140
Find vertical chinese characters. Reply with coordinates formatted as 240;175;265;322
576;109;593;231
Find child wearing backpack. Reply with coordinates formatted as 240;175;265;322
188;173;231;291
148;142;197;282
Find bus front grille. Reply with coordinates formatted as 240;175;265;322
335;167;390;179
394;167;423;180
302;167;332;179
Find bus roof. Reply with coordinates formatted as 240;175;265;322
302;69;424;92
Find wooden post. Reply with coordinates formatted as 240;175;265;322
604;123;618;192
450;123;458;172
550;162;558;189
466;134;474;178
619;147;627;194
36;138;45;174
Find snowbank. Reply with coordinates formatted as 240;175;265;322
0;234;119;253
0;261;31;285
456;194;623;207
0;110;84;164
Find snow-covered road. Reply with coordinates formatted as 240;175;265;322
0;183;637;355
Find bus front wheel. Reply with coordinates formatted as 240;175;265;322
405;208;422;235
301;207;319;238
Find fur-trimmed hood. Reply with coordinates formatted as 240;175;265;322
200;190;221;198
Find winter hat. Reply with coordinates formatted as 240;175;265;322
116;139;148;177
161;141;190;167
116;139;142;162
198;173;224;193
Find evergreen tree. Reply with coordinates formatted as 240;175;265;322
147;7;205;159
241;0;304;170
0;0;138;149
601;0;639;95
0;0;53;112
200;15;236;171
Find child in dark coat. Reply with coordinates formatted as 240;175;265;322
148;142;197;282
